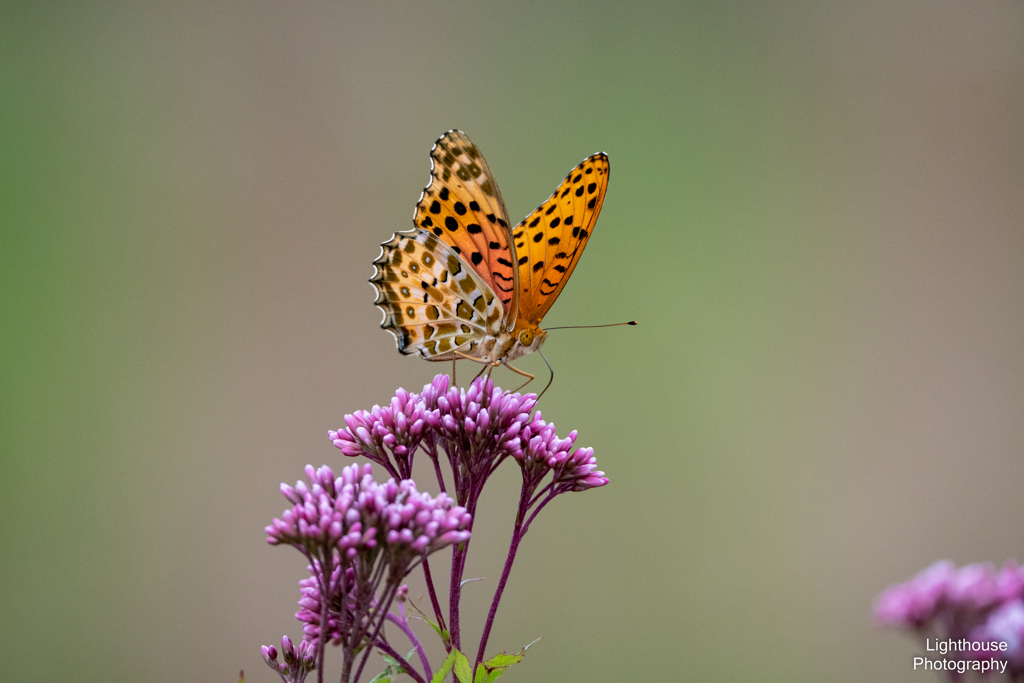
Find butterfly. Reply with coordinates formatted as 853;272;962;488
370;130;609;390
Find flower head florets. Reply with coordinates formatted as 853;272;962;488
267;462;471;655
294;563;351;645
970;599;1024;672
263;374;612;682
875;560;1024;633
876;558;1024;679
329;388;429;479
265;464;379;555
428;376;537;465
261;635;316;683
515;412;608;492
265;463;469;561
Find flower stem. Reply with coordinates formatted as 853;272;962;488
309;552;329;683
475;520;523;670
449;481;483;651
475;482;532;670
420;557;448;638
352;580;401;683
449;541;466;650
386;610;433;681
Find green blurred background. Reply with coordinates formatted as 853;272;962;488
2;2;1022;681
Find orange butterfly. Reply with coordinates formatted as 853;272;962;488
371;130;609;389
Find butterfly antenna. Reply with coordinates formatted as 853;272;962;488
543;321;638;331
536;321;634;399
537;350;554;400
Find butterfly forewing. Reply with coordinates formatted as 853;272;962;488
371;229;504;359
513;152;609;325
413;130;519;330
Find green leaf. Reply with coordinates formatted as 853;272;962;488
452;650;473;683
473;637;541;683
423;616;451;647
381;654;406;673
367;672;392;683
475;655;521;683
481;669;505;683
483;653;522;668
432;650;458;683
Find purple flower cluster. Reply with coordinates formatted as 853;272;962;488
427;375;538;467
330;389;428;480
972;600;1024;671
328;375;608;659
266;463;470;562
330;375;607;505
516;412;608;494
260;636;316;683
264;374;610;683
264;462;470;683
331;375;538;492
876;560;1024;631
876;560;1024;675
294;563;353;646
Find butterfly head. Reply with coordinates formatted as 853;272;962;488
505;324;546;360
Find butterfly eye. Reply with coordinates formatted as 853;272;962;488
518;329;534;346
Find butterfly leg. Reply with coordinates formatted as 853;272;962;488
473;364;490;382
502;362;535;393
452;358;457;386
452;350;490;384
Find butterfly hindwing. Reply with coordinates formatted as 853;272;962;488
371;229;503;359
513;152;609;325
414;131;519;327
